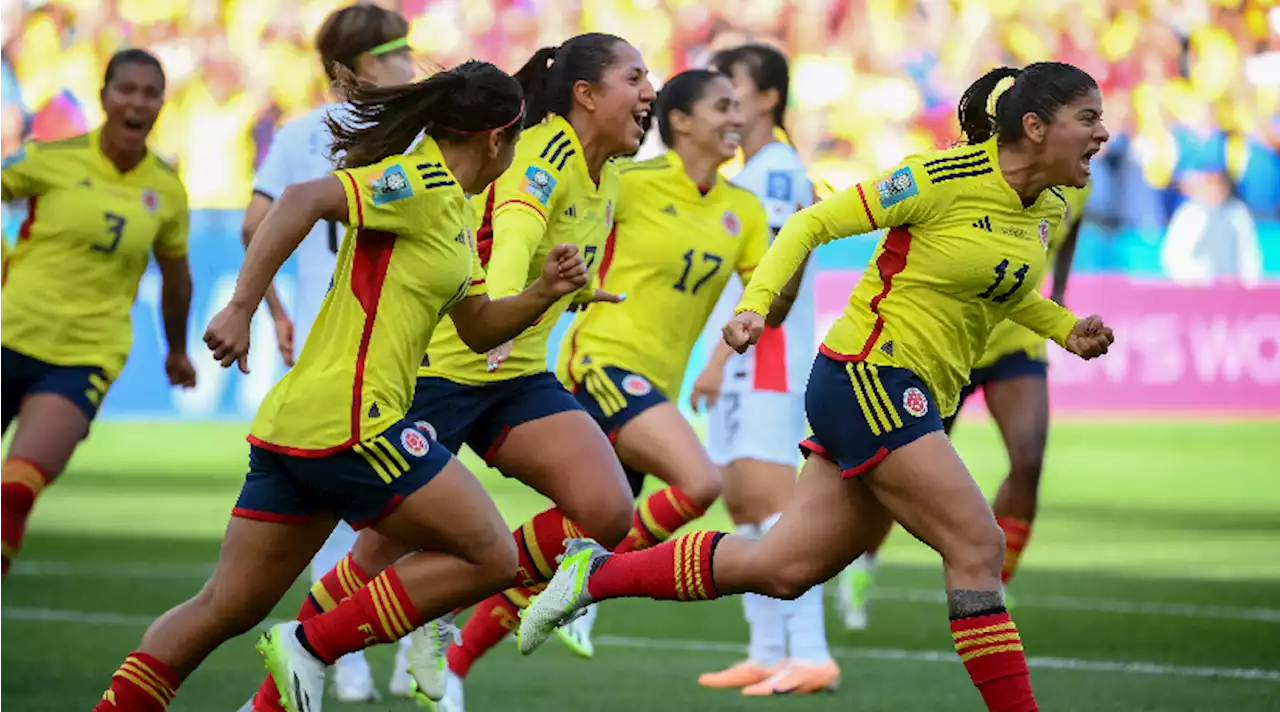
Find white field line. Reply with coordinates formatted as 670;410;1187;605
13;560;1280;624
3;606;1278;683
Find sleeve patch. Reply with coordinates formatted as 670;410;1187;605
766;171;793;201
371;164;414;205
876;166;919;209
521;165;557;206
2;147;25;169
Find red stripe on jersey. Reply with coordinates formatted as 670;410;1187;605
246;435;357;458
349;229;396;444
340;172;365;228
477;187;496;265
17;196;37;242
837;225;911;361
494;198;551;220
598;223;618;285
752;324;789;392
855;184;878;230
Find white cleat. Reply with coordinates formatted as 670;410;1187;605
412;668;464;712
408;612;462;702
517;538;606;655
389;636;414;698
554;602;599;659
835;556;875;631
256;621;326;712
333;655;379;702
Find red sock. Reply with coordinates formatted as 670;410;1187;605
254;554;372;711
512;507;582;588
951;609;1037;712
93;652;180;711
299;567;423;664
996;517;1031;584
587;530;724;601
615;486;707;554
1;458;49;578
448;589;528;678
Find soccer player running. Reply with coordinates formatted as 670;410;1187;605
835;177;1091;630
519;62;1115;712
241;33;656;710
242;4;419;702
1;49;195;579
91;60;590;712
689;44;840;694
426;69;774;711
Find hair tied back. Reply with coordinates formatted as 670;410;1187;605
986;74;1018;118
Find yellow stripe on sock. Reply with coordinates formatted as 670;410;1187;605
115;668;169;706
504;587;533;609
367;577;397;641
638;498;673;541
336;558;364;598
123;657;175;699
1;460;46;493
954;632;1021;651
672;535;688;601
959;643;1025;662
521;520;554;579
310;579;338;611
952;621;1016;640
681;532;702;601
845;364;884;435
665;488;697;522
688;531;709;600
562;519;584;541
378;577;414;637
866;364;904;429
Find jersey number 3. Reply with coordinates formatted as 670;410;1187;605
977;259;1029;303
93;212;127;254
674;249;723;295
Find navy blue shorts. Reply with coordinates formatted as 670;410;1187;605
571;366;668;497
409;371;583;464
800;354;945;478
234;419;452;529
1;346;111;432
953;351;1048;416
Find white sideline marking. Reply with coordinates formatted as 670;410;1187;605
14;559;1280;624
3;606;1278;683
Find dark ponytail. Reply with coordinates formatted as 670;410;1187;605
512;33;628;128
958;62;1098;145
655;69;723;146
327;60;524;169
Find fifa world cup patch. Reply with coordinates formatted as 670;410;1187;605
1039;219;1051;250
371;165;414;205
902;387;929;417
400;427;430;457
522;166;557;206
414;420;438;441
877;166;919;209
621;373;652;397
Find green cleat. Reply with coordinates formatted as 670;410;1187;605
517;538;606;655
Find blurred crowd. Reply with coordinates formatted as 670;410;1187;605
1;0;1278;236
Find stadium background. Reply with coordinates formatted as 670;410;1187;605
2;2;1279;711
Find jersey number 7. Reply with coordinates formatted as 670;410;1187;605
92;212;127;254
977;259;1029;303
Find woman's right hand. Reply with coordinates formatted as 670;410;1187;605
205;303;254;373
722;310;766;354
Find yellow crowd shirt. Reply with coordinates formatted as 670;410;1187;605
423;114;619;384
737;138;1079;418
249;137;487;455
557;151;770;399
1;129;189;379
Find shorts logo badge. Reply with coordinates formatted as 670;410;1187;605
414;420;438;441
722;210;741;237
902;387;929;417
621;374;651;397
1039;219;1050;249
400;427;430;457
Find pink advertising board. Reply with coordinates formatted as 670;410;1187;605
814;273;1280;415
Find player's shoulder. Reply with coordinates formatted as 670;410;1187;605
617;153;673;184
519;118;577;172
353;144;464;208
147;153;187;203
10;133;90;165
33;133;93;153
904;140;995;187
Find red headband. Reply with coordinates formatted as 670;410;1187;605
443;99;525;135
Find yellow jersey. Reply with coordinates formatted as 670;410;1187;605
423;114;619;384
0;129;189;379
738;138;1078;418
557;151;770;399
974;182;1090;368
249;137;487;455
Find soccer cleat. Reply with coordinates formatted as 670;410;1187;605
697;660;785;689
256;621;326;712
516;538;605;655
835;561;874;631
390;637;414;698
415;668;464;712
554;602;598;659
740;659;841;696
236;699;254;712
333;655;378;702
407;613;461;702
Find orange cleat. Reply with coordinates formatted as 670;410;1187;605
697;660;786;689
740;659;841;696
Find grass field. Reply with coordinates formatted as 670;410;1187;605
3;418;1279;711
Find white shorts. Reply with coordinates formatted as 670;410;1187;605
707;388;805;468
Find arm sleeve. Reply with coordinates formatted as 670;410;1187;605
253;121;295;200
154;183;191;258
334;157;422;233
737;159;936;316
467;245;489;298
1007;290;1077;346
485;207;546;298
0;143;47;200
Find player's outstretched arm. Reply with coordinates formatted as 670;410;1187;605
451;243;587;353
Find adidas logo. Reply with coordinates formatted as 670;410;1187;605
661;204;677;216
880;340;895;357
368;403;380;418
563;205;577;218
972;216;992;232
455;230;467;245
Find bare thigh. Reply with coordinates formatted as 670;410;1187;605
613;402;721;506
6;394;90;478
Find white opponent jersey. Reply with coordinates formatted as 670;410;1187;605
252;103;348;348
705;141;816;394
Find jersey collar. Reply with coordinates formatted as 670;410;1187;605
90;126;154;178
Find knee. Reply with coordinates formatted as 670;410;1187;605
755;557;825;601
195;584;272;638
942;519;1006;579
576;486;634;549
1007;446;1045;488
680;468;723;511
463;521;520;593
